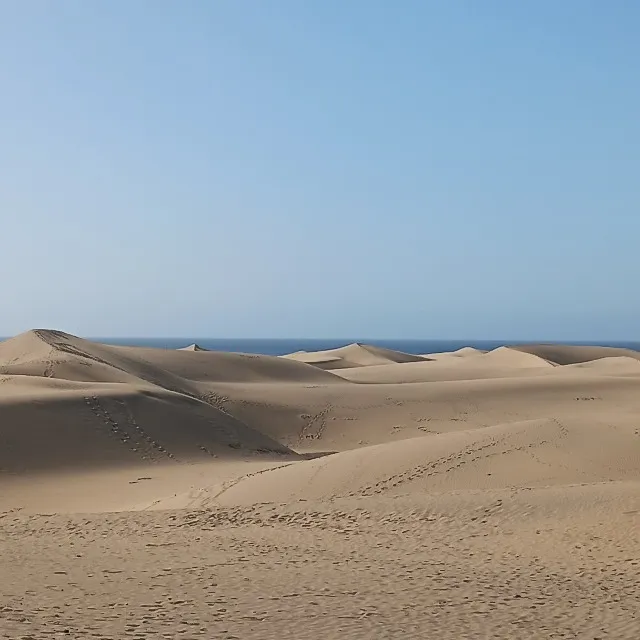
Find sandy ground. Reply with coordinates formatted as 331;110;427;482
1;330;639;638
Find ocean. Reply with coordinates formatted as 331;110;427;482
90;338;640;356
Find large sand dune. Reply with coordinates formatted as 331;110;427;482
1;331;639;638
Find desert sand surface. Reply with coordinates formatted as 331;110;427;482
1;330;639;639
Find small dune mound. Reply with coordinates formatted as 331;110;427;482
481;346;555;368
510;344;640;366
422;346;486;359
178;343;208;352
283;343;428;370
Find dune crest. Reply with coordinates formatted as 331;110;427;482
178;343;209;351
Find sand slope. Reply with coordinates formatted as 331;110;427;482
0;381;294;474
211;416;640;505
335;346;554;383
567;355;640;373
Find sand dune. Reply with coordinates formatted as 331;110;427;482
511;342;640;365
0;329;340;386
178;342;209;351
2;330;640;638
481;345;555;367
335;346;554;383
213;417;640;505
282;342;428;369
421;345;486;359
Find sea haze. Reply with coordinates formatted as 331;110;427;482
89;338;640;356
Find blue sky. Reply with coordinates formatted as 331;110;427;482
1;1;638;339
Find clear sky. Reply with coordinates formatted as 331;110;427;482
1;1;638;339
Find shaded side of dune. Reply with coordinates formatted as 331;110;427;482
0;383;296;474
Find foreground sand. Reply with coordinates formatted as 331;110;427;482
1;331;639;638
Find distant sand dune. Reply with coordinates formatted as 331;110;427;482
282;342;428;369
421;346;486;359
481;345;555;367
178;343;209;351
511;343;640;365
213;416;640;505
336;346;554;383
